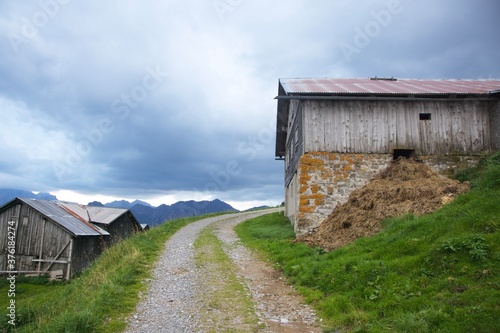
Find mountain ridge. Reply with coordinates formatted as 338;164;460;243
0;189;238;227
0;189;57;205
89;198;238;226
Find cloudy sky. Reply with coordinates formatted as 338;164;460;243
0;0;499;210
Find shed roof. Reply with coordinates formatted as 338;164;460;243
16;198;110;236
57;202;128;225
279;78;500;96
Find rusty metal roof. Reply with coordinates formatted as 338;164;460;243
57;202;127;225
279;78;500;95
17;198;110;237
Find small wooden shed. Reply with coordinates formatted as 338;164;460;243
275;78;500;235
0;198;109;279
0;198;142;279
56;202;142;245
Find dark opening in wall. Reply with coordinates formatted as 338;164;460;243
419;113;431;120
393;149;417;160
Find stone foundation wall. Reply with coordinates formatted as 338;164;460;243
293;152;391;236
290;152;482;236
420;155;482;178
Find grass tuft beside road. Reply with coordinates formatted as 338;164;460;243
194;225;258;332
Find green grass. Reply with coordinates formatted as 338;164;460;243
194;225;258;332
0;214;221;333
235;154;500;332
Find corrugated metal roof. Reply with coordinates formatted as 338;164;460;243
279;78;500;95
87;206;128;224
57;202;127;225
18;198;109;236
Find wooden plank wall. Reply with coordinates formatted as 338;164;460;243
24;204;70;273
1;203;70;274
71;236;105;276
489;100;500;151
0;204;19;271
301;99;491;155
285;100;304;186
105;212;141;245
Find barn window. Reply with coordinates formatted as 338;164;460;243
419;113;431;120
393;149;416;160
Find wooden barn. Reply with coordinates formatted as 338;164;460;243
56;202;142;246
275;78;500;236
0;198;141;279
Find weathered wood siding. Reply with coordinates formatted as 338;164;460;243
0;203;71;274
490;100;500;151
71;236;105;276
285;99;304;186
301;99;491;155
285;172;299;226
100;212;141;246
0;204;20;271
0;202;106;277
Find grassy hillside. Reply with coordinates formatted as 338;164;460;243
0;214;220;333
235;154;500;332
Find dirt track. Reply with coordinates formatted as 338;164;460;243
211;214;321;332
125;209;322;332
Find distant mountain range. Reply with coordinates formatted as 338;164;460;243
88;198;238;226
87;199;152;209
0;189;57;204
0;189;238;227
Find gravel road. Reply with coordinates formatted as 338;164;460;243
124;209;321;333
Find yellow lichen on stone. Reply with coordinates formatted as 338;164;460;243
299;205;315;213
311;185;321;194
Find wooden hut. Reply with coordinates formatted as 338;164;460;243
275;78;500;235
56;202;142;245
0;198;142;279
0;198;109;279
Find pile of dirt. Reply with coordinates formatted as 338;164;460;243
301;158;469;251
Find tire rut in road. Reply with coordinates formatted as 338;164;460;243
124;209;322;332
212;212;323;333
194;224;259;332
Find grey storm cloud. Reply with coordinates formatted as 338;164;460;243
0;0;499;208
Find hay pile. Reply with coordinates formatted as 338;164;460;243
301;158;469;251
